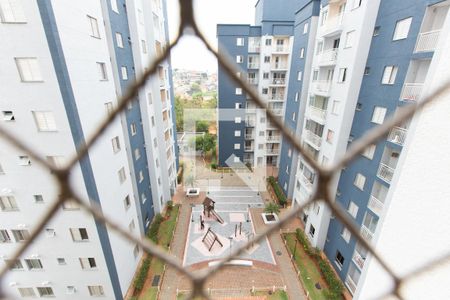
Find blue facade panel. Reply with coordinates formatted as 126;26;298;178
323;0;439;283
106;0;154;231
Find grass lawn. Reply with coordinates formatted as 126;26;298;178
138;287;158;300
284;233;331;300
254;290;289;299
158;205;180;249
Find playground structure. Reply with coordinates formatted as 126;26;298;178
203;197;224;224
202;227;224;252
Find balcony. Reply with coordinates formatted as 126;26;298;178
266;148;279;155
270;108;283;115
271;63;288;70
161;100;168;111
318;49;338;66
414;30;440;53
248;45;260;53
245;120;256;127
311;80;332;97
247;78;258;85
244;157;253;164
352;250;366;270
267;135;281;142
273;45;289;53
268;93;285;101
163;118;170;130
320;13;344;37
245;133;254;139
299;173;314;191
387;127;407;146
400;83;423;102
345;275;357;295
360;225;373;242
165;138;172;149
269;78;286;86
307;106;327;124
245;145;254;151
304;130;322;150
368;195;384;216
248;62;260;69
377;163;395;184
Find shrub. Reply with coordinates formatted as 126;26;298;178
264;202;280;215
211;163;217;169
134;256;152;291
147;214;164;243
177;166;183;184
268;176;287;206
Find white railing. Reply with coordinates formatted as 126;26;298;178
304;130;322;149
248;45;261;53
400;83;423;102
248;63;259;69
266;148;279;154
243;158;253;164
377;163;395;183
368;195;384;216
312;80;332;95
162;100;168;110
360;225;373;242
270;78;286;85
163;119;170;130
318;48;338;65
321;13;343;34
270;108;283;115
268;94;285;100
245;120;255;127
415;30;440;53
245;145;254;151
271;63;288;70
308;105;327;123
247;78;258;85
345;275;358;295
352;250;366;270
274;45;289;52
387;126;407;145
300;173;314;190
267;135;281;142
245;134;254;139
165;138;172;149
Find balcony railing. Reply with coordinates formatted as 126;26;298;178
352;250;366;270
318;48;338;65
387;126;407;145
311;80;332;96
299;173;314;190
415;30;440;53
274;45;289;52
268;93;285;100
245;120;256;127
307;105;327;123
271;63;288;70
267;135;281;142
270;78;286;85
321;13;343;35
266;148;279;155
163;118;170;130
400;83;423;102
248;45;260;53
247;78;258;85
345;275;357;295
360;225;373;242
244;158;253;164
270;108;283;115
248;63;260;69
161;100;168;110
245;134;254;139
165;138;172;149
377;163;395;183
245;145;254;151
368;195;384;216
304;130;322;149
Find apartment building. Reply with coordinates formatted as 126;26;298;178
0;0;176;299
275;0;450;297
217;0;299;168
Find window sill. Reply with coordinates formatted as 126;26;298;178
334;261;343;270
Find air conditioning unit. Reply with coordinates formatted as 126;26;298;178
41;281;51;286
17;224;27;229
9;282;18;287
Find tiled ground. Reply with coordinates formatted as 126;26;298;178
183;188;276;266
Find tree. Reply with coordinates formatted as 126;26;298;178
264;203;280;215
196;120;209;132
184;174;196;187
202;133;216;153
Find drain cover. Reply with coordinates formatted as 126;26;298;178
315;282;321;290
152;275;160;287
276;250;282;256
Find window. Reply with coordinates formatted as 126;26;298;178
263;72;269;79
57;258;66;265
356;103;362;111
362;144;376;159
67;286;76;294
105;102;113;115
129;220;136;231
234;130;241;137
130;123;137;135
292;112;296;121
297;71;302;81
264;56;270;63
236;55;243;63
6;259;23;270
309;224;315;237
124;195;131;210
262;88;268;95
288;148;292;158
0;229;11;243
62;200;80;210
373;26;380;36
88;285;105;297
234;143;240;150
87;15;100;38
134;148;141;160
133;244;140;258
141;39;147;53
364;67;370;75
234;117;241;123
0;196;18;211
32;111;57;132
2;110;15;121
121;66;128;80
393;17;412;41
335;251;345;268
235;88;242;95
25;258;43;270
371;106;387;124
295;92;299;102
316;41;323;54
381;66;398;84
138;171;144;183
265;38;272;46
45;228;55;237
79;257;97;269
235;103;242;109
111;137;121;153
338;68;347;82
97;62;108;80
37;287;54;297
345;31;355;48
348;201;358;218
110;0;119;13
0;0;26;23
15;58;43;82
18;155;31;166
0;162;4;174
303;22;309;34
114;32;124;48
326;130;334;144
300;48;305;58
233;157;240;163
33;194;44;204
331;101;340;115
352;0;363;9
141;192;147;203
118;167;126;183
18;288;36;297
70;228;89;242
236;37;244;46
341;227;351;243
354;173;366;190
151;116;155;127
12;229;29;242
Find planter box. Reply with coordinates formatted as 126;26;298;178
186;188;200;197
262;213;279;224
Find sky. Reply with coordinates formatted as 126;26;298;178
166;0;256;73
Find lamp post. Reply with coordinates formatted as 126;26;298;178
228;236;233;256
